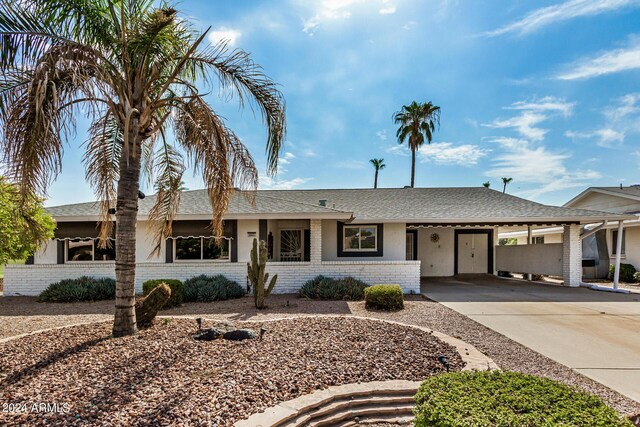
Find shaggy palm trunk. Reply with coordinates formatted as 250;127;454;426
410;147;416;188
113;123;143;337
374;170;378;189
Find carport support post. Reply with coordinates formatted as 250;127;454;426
613;221;624;291
527;226;532;281
562;225;582;287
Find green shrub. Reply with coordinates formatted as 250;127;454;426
183;274;244;302
634;271;640;283
299;275;368;300
39;276;115;302
609;263;637;283
414;371;632;427
142;279;183;308
364;284;404;310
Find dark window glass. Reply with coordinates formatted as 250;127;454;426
612;230;626;255
175;238;201;260
94;239;116;260
67;239;93;261
203;238;230;260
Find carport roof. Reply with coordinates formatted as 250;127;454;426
47;187;634;225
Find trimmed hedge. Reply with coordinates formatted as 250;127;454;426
183;274;244;302
364;284;404;310
414;371;632;427
299;275;368;300
143;279;183;308
40;276;115;302
609;263;637;283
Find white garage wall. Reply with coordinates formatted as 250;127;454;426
417;227;454;276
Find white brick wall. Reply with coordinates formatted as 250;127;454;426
562;224;582;287
3;260;421;296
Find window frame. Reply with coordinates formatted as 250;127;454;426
343;225;378;252
173;237;231;262
612;229;626;256
66;238;116;263
337;222;384;257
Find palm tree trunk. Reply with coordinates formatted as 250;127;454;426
503;183;506;193
112;125;142;337
410;147;416;188
374;169;378;189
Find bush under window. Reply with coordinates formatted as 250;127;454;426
183;274;244;302
299;275;368;300
364;284;404;310
609;263;637;283
39;276;115;302
414;371;632;427
142;279;183;308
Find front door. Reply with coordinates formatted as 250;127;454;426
457;233;489;274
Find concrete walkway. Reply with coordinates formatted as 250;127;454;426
422;276;640;403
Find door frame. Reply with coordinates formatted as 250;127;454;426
406;229;418;261
454;229;494;275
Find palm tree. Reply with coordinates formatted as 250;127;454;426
369;158;385;189
394;101;440;188
502;177;513;193
0;1;285;337
482;181;490;188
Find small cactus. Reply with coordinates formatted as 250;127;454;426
248;238;277;309
135;283;171;328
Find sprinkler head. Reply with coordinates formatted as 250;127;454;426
196;318;202;331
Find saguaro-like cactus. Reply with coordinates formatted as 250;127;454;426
248;238;277;309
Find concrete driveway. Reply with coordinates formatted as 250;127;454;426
422;276;640;402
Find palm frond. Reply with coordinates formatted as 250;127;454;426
181;41;286;175
83;113;121;246
147;139;185;256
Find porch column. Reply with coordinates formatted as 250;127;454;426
310;219;322;264
612;221;624;291
562;224;582;287
527;226;532;281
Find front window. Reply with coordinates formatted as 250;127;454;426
532;236;545;244
67;239;116;262
612;230;626;255
175;237;230;261
343;226;377;251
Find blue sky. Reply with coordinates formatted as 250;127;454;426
47;0;640;207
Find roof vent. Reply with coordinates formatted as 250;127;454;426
403;185;412;189
319;199;327;207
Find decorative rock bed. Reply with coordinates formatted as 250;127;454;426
0;316;463;426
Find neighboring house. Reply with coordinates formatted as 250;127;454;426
3;187;631;296
499;186;640;279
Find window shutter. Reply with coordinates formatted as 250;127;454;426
304;229;311;262
165;238;173;263
228;220;238;262
57;240;65;264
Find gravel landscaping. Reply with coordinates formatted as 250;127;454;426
0;316;462;426
1;293;638;419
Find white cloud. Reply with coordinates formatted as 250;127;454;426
260;176;312;190
484;111;549;141
301;148;318;157
302;0;397;34
376;129;388;140
485;137;601;198
386;145;409;156
565;128;625;147
483;97;574;141
507;96;575;117
566;92;640;146
278;152;296;166
485;0;639;37
418;142;489;165
208;26;242;46
555;36;640;80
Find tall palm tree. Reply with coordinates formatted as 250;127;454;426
0;1;285;337
394;101;440;188
502;177;513;193
369;158;385;189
